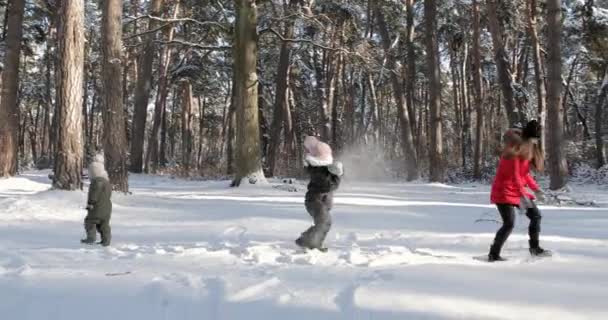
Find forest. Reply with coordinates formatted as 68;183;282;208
0;0;606;192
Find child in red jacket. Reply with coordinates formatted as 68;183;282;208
488;123;550;262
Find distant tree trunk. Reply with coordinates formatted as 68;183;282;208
546;0;567;189
54;0;85;190
101;0;129;192
146;0;180;173
226;71;236;175
375;4;419;180
486;0;521;126
528;0;547;153
181;80;194;173
231;0;265;186
267;4;296;177
0;0;25;177
405;0;417;143
425;0;444;182
596;69;607;168
472;0;484;179
130;0;163;173
197;96;205;172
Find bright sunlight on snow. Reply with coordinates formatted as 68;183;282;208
1;171;607;320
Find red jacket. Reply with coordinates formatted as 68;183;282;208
490;157;539;205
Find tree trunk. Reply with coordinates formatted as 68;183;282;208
267;4;296;177
130;0;163;173
595;69;607;168
528;0;547;153
405;0;417;142
472;12;485;177
231;0;265;186
486;0;521;126
546;0;568;189
375;4;419;180
0;0;25;177
101;0;129;192
146;0;180;173
180;80;194;173
54;0;85;190
425;0;444;182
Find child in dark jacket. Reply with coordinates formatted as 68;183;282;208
81;154;113;246
295;136;344;251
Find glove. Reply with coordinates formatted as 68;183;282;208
534;190;546;203
519;196;532;214
328;161;344;177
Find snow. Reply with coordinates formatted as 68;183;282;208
1;171;608;319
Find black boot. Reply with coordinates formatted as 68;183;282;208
529;240;552;257
488;245;507;262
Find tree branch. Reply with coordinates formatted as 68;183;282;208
124;15;230;32
154;40;232;51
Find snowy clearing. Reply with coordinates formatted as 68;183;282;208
1;171;607;320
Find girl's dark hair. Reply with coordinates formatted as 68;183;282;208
522;120;541;139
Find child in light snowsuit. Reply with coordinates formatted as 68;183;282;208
488;123;550;262
81;154;113;246
295;136;344;251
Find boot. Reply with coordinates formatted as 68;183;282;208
529;240;552;257
488;252;507;262
488;245;507;262
80;238;96;244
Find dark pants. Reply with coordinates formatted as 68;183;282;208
490;203;542;256
297;192;333;249
84;217;111;246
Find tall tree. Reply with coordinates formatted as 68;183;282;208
472;0;484;179
546;0;567;189
595;69;607;168
130;0;163;173
0;0;26;177
528;0;547;151
486;0;521;126
231;0;265;186
54;0;85;190
101;0;129;192
425;0;444;182
375;4;419;181
146;0;180;173
267;1;296;177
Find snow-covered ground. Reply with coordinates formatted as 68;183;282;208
1;171;607;320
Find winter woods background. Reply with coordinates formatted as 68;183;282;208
0;0;607;190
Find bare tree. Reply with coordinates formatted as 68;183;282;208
528;0;547;151
146;0;180;173
130;0;163;173
595;69;607;168
486;0;521;126
472;0;484;179
54;0;85;190
231;0;266;186
375;3;419;181
425;0;444;182
0;0;26;177
267;1;296;177
546;0;568;189
101;0;129;192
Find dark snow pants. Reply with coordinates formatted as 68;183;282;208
298;192;333;249
84;216;112;246
490;203;542;255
